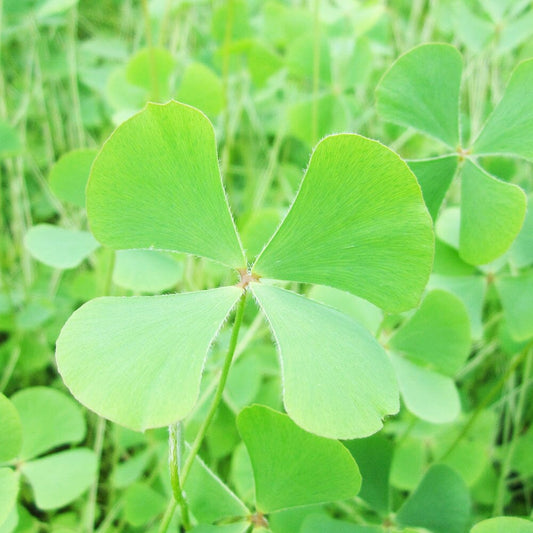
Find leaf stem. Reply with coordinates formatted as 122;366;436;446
169;422;191;529
160;290;248;531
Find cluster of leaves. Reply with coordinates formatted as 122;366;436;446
1;1;533;533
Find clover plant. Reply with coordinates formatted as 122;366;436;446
52;99;433;526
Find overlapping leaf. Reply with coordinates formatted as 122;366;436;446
473;59;533;160
460;161;526;265
375;44;528;265
376;43;462;148
237;405;361;512
0;394;22;463
389;290;471;423
24;225;99;269
396;464;471;533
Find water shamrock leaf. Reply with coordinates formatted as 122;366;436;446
376;43;528;265
56;101;433;439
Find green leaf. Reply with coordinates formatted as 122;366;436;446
390;354;460;423
48;149;97;208
496;273;533;341
510;195;533;268
428;274;486;340
21;449;97;510
111;449;152;488
251;284;399;439
56;287;241;431
176;62;224;117
473;59;533;160
459;160;526;265
407;156;457;220
11;387;86;461
113;250;182;293
237;405;361;512
184;449;249;524
0;394;22;463
253;134;434;313
0;469;19;527
344;434;393;513
471;517;533;533
126;47;174;95
87;101;245;268
390;437;425;491
239;209;281;263
0;120;21;158
307;285;382;335
390;290;471;376
376;44;462;147
24;225;100;270
288;93;345;147
123;483;166;527
247;41;283;87
396;464;470;533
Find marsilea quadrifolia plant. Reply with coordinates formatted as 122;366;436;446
55;101;434;441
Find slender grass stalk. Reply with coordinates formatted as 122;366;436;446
311;0;320;146
220;0;235;177
85;251;116;532
440;342;533;461
141;0;160;102
493;348;533;515
67;5;85;147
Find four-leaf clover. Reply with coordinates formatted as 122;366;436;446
56;101;434;439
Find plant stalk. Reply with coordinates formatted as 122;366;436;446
160;289;248;532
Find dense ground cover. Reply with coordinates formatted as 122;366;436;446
1;1;533;532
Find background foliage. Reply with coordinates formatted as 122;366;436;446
1;1;533;532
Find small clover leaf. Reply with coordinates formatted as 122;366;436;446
389;290;471;424
56;101;434;438
376;44;528;266
237;405;361;513
376;43;463;149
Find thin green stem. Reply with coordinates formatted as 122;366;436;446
181;290;247;481
158;500;177;533
85;250;115;531
160;290;247;532
440;342;533;461
169;422;191;530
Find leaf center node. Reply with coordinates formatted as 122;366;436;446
248;511;269;528
237;268;261;289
